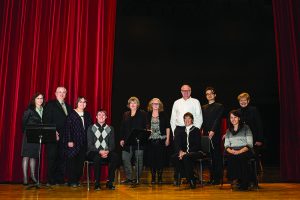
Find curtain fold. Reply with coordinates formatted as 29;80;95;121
0;0;116;182
272;0;300;181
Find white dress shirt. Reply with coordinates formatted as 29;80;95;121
170;97;203;134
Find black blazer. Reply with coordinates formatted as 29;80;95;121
202;102;224;144
174;126;201;154
120;109;148;150
43;99;72;134
147;111;170;137
22;107;43;132
238;106;263;143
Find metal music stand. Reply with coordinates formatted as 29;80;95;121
126;129;150;186
25;124;56;190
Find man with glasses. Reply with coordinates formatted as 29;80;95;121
202;87;224;185
170;84;203;185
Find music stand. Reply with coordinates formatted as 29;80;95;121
126;129;150;185
25;124;56;190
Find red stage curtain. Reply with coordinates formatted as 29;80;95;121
272;0;300;181
0;0;116;182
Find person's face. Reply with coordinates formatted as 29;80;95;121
205;90;216;101
96;111;107;124
129;101;138;110
184;116;193;126
77;98;87;110
35;94;44;107
151;99;160;111
55;87;67;101
181;85;191;99
239;97;249;108
230;113;240;126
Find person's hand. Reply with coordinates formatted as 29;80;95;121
56;131;59;141
222;134;226;140
178;150;186;160
165;139;170;146
99;150;109;158
68;142;74;148
255;141;263;146
208;131;215;139
120;140;125;147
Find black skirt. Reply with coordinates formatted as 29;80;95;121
21;133;40;158
147;139;166;169
226;150;253;186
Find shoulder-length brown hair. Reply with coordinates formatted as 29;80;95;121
28;92;45;109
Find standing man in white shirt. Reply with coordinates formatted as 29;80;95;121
170;84;203;138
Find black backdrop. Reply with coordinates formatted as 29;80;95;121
112;0;279;165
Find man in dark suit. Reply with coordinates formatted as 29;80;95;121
43;86;72;185
202;87;224;185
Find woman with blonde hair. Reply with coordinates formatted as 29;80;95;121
120;97;148;184
146;98;170;184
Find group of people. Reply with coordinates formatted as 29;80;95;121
21;84;264;191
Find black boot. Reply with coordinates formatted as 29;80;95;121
151;168;156;184
189;179;196;189
106;181;116;190
174;173;181;186
157;169;163;184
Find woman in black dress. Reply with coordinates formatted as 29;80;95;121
147;98;170;184
21;92;45;185
65;97;92;187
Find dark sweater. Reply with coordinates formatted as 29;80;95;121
87;123;115;155
174;126;202;154
120;109;148;151
238;106;263;143
202;102;224;144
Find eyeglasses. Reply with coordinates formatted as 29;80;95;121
152;103;159;106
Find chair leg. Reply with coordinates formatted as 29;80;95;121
86;162;90;191
200;161;203;187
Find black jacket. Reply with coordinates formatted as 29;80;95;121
43;99;72;135
238;106;263;143
174;126;202;154
120;109;148;151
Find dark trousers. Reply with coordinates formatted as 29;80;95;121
172;152;203;181
87;151;119;183
46;141;65;184
67;147;86;184
174;126;185;140
210;143;222;182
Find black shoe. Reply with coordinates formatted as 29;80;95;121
189;180;196;189
121;179;132;184
210;180;220;185
71;183;78;188
106;181;116;190
173;178;181;186
94;183;101;191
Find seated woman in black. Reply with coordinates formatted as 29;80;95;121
224;109;253;190
172;112;203;189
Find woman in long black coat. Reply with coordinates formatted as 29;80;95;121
21;92;45;185
65;97;92;187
